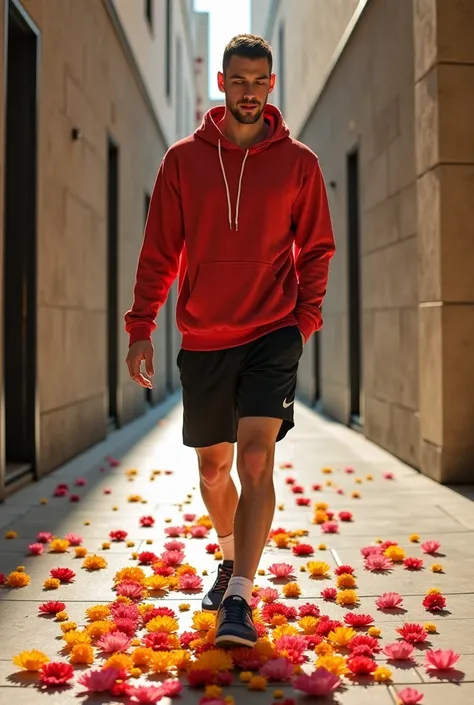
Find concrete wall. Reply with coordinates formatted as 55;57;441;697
299;0;419;468
0;0;187;486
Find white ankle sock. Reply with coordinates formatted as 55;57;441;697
223;576;253;605
218;532;234;562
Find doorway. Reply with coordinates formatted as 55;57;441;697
107;138;120;429
347;149;362;427
2;1;39;488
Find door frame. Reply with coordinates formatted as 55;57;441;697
0;0;41;498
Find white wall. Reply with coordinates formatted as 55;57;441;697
112;0;198;145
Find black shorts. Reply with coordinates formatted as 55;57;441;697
176;325;303;447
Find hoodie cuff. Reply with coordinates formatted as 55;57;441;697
128;324;153;347
294;309;321;344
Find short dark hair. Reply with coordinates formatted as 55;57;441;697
222;33;273;74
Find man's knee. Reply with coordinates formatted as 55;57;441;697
237;441;273;488
198;456;232;489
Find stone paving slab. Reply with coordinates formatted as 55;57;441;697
0;400;473;704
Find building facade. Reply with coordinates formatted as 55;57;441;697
253;0;474;484
0;0;203;499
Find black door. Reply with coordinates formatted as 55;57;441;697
347;149;362;426
107;138;120;429
2;1;39;489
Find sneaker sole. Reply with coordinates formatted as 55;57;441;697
214;633;257;648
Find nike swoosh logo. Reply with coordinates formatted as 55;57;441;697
282;398;294;408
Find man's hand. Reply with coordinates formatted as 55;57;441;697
126;340;154;389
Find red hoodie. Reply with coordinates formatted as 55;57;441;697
125;104;335;351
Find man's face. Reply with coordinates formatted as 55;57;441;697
218;55;275;124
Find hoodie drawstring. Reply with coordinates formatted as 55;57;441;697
218;139;249;231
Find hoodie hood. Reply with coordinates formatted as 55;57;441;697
194;104;290;230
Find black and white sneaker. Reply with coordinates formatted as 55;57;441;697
214;595;258;648
201;560;233;612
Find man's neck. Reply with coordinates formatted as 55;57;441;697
218;111;269;150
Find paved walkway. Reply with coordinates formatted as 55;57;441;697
1;396;473;705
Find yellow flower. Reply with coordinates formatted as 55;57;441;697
271;614;288;627
427;587;441;595
6;571;30;588
130;667;141;678
298;616;319;634
321;467;332;474
282;582;301;598
315;642;334;657
167;576;179;590
255;638;277;660
101;542;111;550
299;565;306;572
366;474;373;481
202;569;209;576
306;561;331;577
355;478;363;484
409;534;420;542
116;595;133;604
191;648;233;672
85;604;110;621
126;468;139;476
336;589;359;606
273;624;298;640
214;551;223;560
326;480;333;487
273;533;290;548
131;647;154;666
179;603;191;612
273;689;285;699
174;649;192;671
277;503;285;510
86;620;115;639
84;520;91;525
69;643;94;664
104;654;133;671
424;622;437;633
336;573;356;589
145;575;169;591
352;491;360;498
384;546;405;562
374;665;392;682
16;566;25;572
63;630;92;649
55;611;69;621
112;506;119;511
224;697;235;705
240;671;253;682
368;626;381;638
192;611;215;631
128;494;141;502
197;515;213;529
431;564;444;573
318;543;327;550
258;569;265;576
40;498;48;504
60;621;78;633
12;650;49;671
205;685;222;698
75;546;88;557
316;654;348;676
149;650;177;673
328;626;357;646
114;567;146;584
50;538;70;552
313;510;328;524
375;538;383;543
82;554;107;570
248;675;267;690
146;615;179;633
127;541;135;547
5;530;17;539
176;564;197;576
43;578;61;590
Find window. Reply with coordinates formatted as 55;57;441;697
165;0;172;98
278;24;285;113
145;0;153;30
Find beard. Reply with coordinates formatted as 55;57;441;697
227;98;267;124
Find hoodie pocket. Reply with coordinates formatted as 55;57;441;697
182;260;294;333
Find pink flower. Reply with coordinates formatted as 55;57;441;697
178;573;203;591
164;540;185;551
126;684;164;703
161;550;185;567
63;532;83;545
69;494;81;502
104;488;112;494
383;471;395;480
360;545;383;557
344;613;374;627
183;513;196;522
268;563;294;578
97;631;131;653
260;657;294;681
139;515;155;527
293;668;341;695
312;483;322;491
337;488;344;495
190;525;208;538
404;557;424;570
321;521;339;533
345;467;355;474
383;642;415;660
364;554;393;572
74;477;87;486
164;526;184;537
161;679;183;697
338;511;352;522
28;542;44;555
77;667;121;692
425;649;460;670
321;587;337;600
137;551;158;565
39;661;74;686
37;531;53;543
110;603;140;621
53;487;68;497
106;455;120;466
259;587;279;603
115;580;146;600
273;635;307;665
420;540;441;554
376;592;403;610
299;603;320;618
397;688;424;704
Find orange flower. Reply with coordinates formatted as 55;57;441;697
384;546;405;562
282;582;301;598
12;650;49;671
69;643;94;664
85;605;110;621
336;589;359;606
192;611;215;632
5;530;17;539
336;573;356;589
114;567;146;584
104;653;133;671
74;546;88;557
298;616;319;634
82;554;107;570
60;621;78;633
328;626;357;646
146;615;179;633
373;665;392;682
131;647;154;666
149;650;177;673
6;571;30;588
63;631;92;649
50;538;70;552
313;510;328;524
273;533;290;548
306;561;330;577
191;648;233;672
43;578;60;590
248;675;267;690
316;654;348;675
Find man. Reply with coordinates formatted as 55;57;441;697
125;34;335;648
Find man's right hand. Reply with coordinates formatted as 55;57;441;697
126;340;154;389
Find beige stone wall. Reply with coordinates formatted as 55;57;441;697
299;0;419;467
12;0;172;474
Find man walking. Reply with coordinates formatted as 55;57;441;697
125;34;335;648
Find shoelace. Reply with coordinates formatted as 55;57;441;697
213;565;233;592
220;599;251;624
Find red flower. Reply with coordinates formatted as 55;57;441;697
183;513;196;522
152;564;174;577
137;551;158;565
39;601;66;614
396;623;428;644
112;617;138;637
404;557;424;570
348;635;380;653
69;494;81;502
298;602;320;618
164;469;173;475
321;587;337;600
50;568;75;583
296;498;311;506
312;484;322;491
206;543;220;554
347;655;377;675
285;477;296;485
344;613;374;628
338;511;353;522
216;671;233;686
180;631;196;648
139;516;155;527
304;634;324;648
291;485;304;494
380;540;398;550
422;593;447;611
292;543;314;557
142;632;175;650
187;669;215;687
316;618;343;637
109;530;128;541
53;487;68;497
0;574;4;585
334;564;355;576
39;661;74;686
280;462;293;469
142;606;177;622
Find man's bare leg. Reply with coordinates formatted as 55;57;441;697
196;443;237;543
